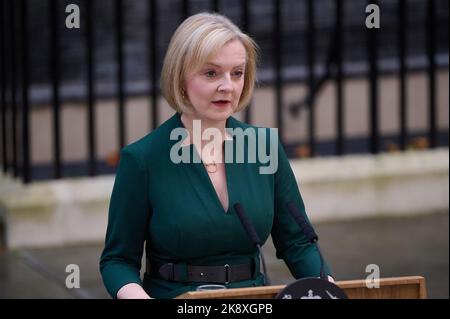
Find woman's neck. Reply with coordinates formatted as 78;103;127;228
180;113;228;143
180;113;229;163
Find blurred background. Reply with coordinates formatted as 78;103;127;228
0;0;448;298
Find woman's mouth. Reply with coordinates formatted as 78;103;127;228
211;100;231;107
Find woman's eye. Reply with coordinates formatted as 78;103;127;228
232;70;244;77
205;70;217;77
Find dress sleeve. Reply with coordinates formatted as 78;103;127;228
99;147;151;298
271;139;333;279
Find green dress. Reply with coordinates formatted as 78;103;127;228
100;112;332;299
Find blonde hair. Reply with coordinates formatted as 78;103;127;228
160;12;259;113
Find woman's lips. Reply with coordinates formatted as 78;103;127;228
212;100;231;107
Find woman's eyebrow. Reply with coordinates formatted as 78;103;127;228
204;62;246;68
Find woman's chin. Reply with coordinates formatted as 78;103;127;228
206;109;233;121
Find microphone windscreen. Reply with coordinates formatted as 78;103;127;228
234;203;262;246
286;202;318;243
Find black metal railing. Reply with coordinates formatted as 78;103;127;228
0;0;448;183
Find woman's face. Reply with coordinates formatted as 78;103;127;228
184;39;246;123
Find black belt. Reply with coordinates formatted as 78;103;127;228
146;258;254;284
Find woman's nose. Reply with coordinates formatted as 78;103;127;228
217;74;233;92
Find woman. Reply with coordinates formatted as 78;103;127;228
100;12;333;299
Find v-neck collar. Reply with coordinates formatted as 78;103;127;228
174;113;236;146
174;113;235;214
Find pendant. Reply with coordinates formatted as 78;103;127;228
205;162;217;173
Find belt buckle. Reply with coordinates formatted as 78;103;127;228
157;262;176;281
224;264;230;284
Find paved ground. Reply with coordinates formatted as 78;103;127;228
0;211;448;299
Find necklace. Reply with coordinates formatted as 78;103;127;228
204;161;217;173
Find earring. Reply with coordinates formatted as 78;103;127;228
181;88;186;99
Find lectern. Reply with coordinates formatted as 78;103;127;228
176;276;427;299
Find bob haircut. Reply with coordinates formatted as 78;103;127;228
160;12;259;114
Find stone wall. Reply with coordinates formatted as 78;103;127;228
1;147;448;250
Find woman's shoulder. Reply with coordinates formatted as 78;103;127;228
228;116;268;130
228;116;278;140
120;113;180;163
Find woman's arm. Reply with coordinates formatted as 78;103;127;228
117;283;152;299
270;132;334;279
100;147;152;298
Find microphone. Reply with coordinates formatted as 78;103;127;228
285;201;326;280
233;203;271;286
275;201;348;299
